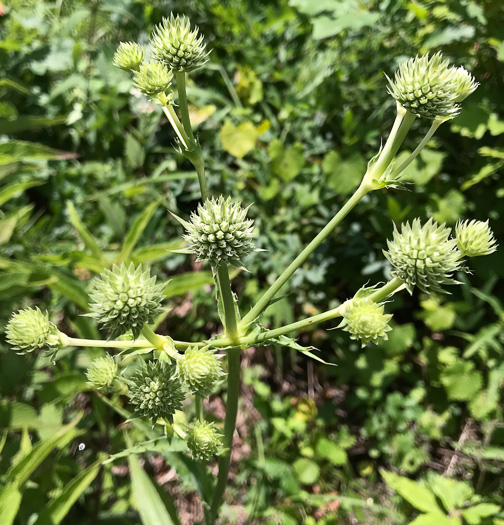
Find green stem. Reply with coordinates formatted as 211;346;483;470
140;324;167;350
195;395;204;421
215;263;240;343
191;147;209;201
175;71;195;142
161;104;191;150
368;276;405;302
65;337;152;349
390;118;443;179
210;347;240;521
240;182;371;330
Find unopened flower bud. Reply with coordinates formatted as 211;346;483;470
384;218;463;294
187;420;222;461
113;42;145;72
455;219;497;257
177;347;224;397
6;308;61;354
180;196;255;266
133;61;173;100
151;13;210;72
128;360;185;424
340;298;392;346
88;263;165;339
387;53;478;120
87;354;118;391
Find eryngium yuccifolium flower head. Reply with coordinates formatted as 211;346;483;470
176;347;224;397
6;308;60;354
340;298;392;346
184;196;255;266
128;360;185;424
384;218;464;294
133;61;173;99
455;219;497;257
151;13;210;72
88;263;165;339
113;42;145;72
86;354;118;391
387;52;477;120
187;421;223;461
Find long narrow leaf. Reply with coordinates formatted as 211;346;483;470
0;484;22;525
0;180;45;206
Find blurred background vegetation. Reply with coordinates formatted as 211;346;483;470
0;0;503;523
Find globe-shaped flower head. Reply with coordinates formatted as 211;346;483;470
88;263;165;339
113;42;145;72
6;308;61;354
340;298;392;346
181;196;255;267
151;13;210;72
87;354;118;391
187;420;223;461
128;360;185;424
133;61;173;101
455;219;497;257
176;347;224;397
384;218;464;294
387;53;478;120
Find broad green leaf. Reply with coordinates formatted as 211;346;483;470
163;271;214;298
380;469;441;514
324;151;365;195
0;141;77;165
0;180;45;206
220;120;259;159
440;361;482;401
293;458;320;484
269;139;305;182
409;513;460;525
462;503;501;525
428;475;473;512
125;133;146;169
34;460;101;525
0;484;22;525
0;402;38;430
399;148;445;185
66;201;107;267
128;450;180;525
316;437;347;465
117;200;160;264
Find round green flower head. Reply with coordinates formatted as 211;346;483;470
133;61;173;100
187;420;222;461
88;263;165;339
340;298;392;346
181;196;255;266
176;347;224;397
128;360;185;424
387;52;478;120
113;42;145;72
151;13;210;72
6;308;61;354
87;354;118;391
455;219;497;257
384;218;464;294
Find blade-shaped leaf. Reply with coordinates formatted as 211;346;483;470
0;484;22;525
0;180;45;206
0;141;78;165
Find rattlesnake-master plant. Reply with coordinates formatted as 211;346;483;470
5;14;497;524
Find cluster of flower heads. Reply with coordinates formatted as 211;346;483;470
113;13;209;101
387;52;478;120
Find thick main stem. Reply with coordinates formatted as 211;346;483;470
240;182;371;329
161;104;191;150
215;263;240;343
175;71;195;143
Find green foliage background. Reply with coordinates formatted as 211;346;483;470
0;0;503;523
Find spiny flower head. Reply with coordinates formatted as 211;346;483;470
128;360;185;424
6;308;61;354
113;42;145;72
181;196;255;266
384;218;464;294
187;420;223;461
176;347;224;397
151;13;210;72
387;53;478;120
340;298;392;346
133;61;173;100
455;219;497;257
88;263;165;339
87;354;118;391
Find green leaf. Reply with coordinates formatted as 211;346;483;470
428;475;473;512
163;271;214;298
0;180;45;207
293;458;320;485
128;449;180;525
324;151;365;195
269;139;305;182
66;201;107;268
117;200;160;264
316;437;347;465
440;361;482;401
34;460;101;525
220;120;259;159
48;269;90;311
0;115;67;134
125;133;146;169
132;241;184;264
0;141;77;165
103;437;187;465
462;503;501;525
409;513;460;525
380;469;441;514
398;148;445;185
0;484;22;525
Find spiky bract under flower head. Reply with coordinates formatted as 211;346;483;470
384;218;464;294
87;354;118;391
128;360;185;424
340;298;392;346
187;420;222;461
387;52;478;119
183;196;255;266
6;308;60;354
176;347;224;397
133;61;173;100
88;263;165;339
151;13;210;72
455;219;497;257
113;42;145;72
